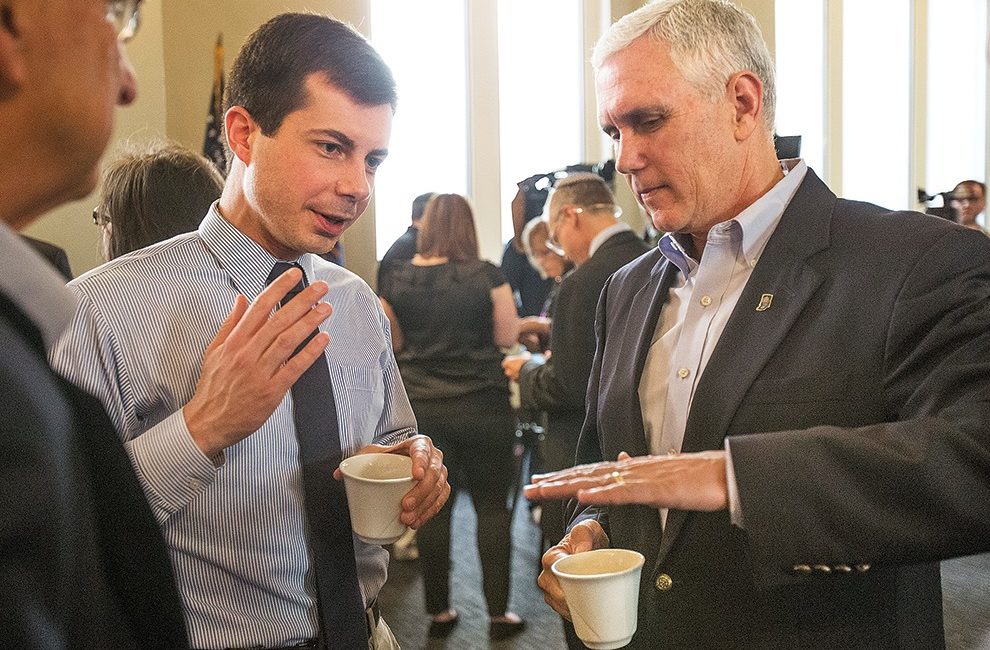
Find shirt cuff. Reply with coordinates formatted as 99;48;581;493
724;438;745;528
125;409;219;522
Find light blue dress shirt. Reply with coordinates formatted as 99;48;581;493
51;205;416;649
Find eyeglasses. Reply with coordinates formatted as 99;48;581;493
92;207;111;227
106;0;143;42
546;203;622;254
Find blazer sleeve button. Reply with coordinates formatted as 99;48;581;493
833;564;852;573
791;564;812;574
855;563;871;573
813;564;832;574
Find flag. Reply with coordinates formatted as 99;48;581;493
202;34;227;175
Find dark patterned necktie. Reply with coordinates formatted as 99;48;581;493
266;262;367;648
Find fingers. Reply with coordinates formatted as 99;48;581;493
536;523;605;620
403;435;433;480
270;329;331;387
400;439;448;527
525;463;615;501
255;281;331;359
258;300;332;372
406;463;450;529
537;546;573;619
226;266;305;345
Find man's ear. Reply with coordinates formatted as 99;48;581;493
727;70;764;141
224;105;258;165
0;2;28;97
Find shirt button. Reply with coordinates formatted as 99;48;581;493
700;295;712;307
677;367;690;379
655;573;673;591
189;478;204;491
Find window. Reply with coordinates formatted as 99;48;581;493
842;0;912;209
371;0;586;258
370;1;469;258
496;1;584;238
774;0;826;176
925;0;987;198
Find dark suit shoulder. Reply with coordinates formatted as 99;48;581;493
575;230;652;285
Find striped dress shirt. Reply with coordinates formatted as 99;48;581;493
50;205;417;649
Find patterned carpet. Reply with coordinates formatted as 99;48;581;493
378;487;567;650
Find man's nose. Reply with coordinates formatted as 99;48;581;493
117;42;138;106
336;159;372;203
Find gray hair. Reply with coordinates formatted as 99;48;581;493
592;0;776;132
549;172;616;213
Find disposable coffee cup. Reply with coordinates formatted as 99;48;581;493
551;548;645;650
338;453;415;545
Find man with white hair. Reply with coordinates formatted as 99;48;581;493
527;0;990;647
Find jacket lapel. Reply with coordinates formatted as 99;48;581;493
625;257;680;457
657;170;836;563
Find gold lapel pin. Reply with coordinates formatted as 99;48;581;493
756;293;773;311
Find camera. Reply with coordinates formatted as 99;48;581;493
917;187;957;221
517;160;617;221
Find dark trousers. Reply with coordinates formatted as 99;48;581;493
411;387;515;616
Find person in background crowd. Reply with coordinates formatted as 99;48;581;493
96;141;223;260
379;193;526;641
21;235;73;281
502;177;554;316
950;179;986;233
516;217;572;353
377;191;435;289
0;0;188;646
528;1;990;648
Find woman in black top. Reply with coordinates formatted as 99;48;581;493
379;194;524;639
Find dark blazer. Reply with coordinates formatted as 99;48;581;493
22;235;73;281
573;170;990;649
520;229;650;472
376;225;417;290
0;295;188;648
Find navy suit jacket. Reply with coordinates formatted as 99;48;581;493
519;229;650;539
572;170;990;648
0;295;188;648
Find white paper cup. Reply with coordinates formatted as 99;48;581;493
551;548;645;650
338;453;415;545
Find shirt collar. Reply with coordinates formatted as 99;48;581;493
199;202;317;299
735;158;807;269
657;158;808;276
0;223;77;351
588;221;633;259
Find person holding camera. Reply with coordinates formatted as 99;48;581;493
951;180;987;233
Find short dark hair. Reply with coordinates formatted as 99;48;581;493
411;192;435;222
100;142;223;260
417;194;480;262
225;13;397;136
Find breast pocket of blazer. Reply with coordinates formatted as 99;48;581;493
334;364;385;436
744;372;853;405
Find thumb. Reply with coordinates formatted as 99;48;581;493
617;451;632;461
566;523;599;554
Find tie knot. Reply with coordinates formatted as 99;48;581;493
266;261;308;305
